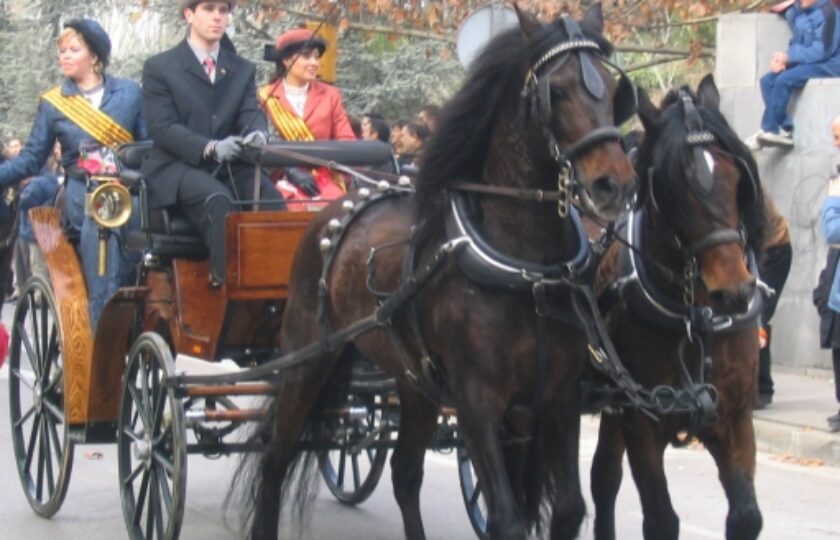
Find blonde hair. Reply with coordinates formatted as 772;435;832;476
56;28;103;74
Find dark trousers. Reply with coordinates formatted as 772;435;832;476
833;349;840;404
758;242;793;396
177;162;284;282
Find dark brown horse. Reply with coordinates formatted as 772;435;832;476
591;75;767;540
241;5;637;539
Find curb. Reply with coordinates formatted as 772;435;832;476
753;417;840;467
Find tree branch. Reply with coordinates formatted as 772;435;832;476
608;0;768;30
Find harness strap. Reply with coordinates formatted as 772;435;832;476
687;228;744;256
41;87;133;148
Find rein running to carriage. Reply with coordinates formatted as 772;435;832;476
166;24;729;426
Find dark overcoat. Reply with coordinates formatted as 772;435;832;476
814;247;840;348
140;39;268;209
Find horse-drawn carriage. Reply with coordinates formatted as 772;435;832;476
8;4;768;540
7;137;494;538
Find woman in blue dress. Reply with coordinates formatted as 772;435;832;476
0;18;146;328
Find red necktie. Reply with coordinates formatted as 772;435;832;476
203;57;216;81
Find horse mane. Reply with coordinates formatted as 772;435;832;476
414;19;614;226
637;87;767;256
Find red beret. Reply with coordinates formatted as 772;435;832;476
266;28;327;61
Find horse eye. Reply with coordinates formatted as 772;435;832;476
550;87;568;101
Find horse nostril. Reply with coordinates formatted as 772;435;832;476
591;175;619;200
709;281;754;315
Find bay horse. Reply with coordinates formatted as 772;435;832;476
590;75;767;540
241;4;637;539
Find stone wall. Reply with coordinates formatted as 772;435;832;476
716;13;840;370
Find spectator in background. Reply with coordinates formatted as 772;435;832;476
5;138;22;159
417;105;441;134
17;148;60;290
815;114;840;431
391;118;407;154
745;0;840;150
399;121;429;167
361;113;391;143
756;191;793;409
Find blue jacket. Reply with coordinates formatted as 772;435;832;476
820;196;840;311
18;171;59;242
0;75;147;187
785;0;840;66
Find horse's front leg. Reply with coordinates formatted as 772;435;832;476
623;415;679;540
546;394;586;540
591;412;626;540
703;412;762;540
389;383;441;540
458;386;526;540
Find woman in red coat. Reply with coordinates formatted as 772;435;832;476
261;28;355;141
261;28;356;208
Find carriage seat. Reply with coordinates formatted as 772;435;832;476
117;142;208;259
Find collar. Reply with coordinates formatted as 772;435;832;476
187;38;220;66
445;192;591;291
60;74;114;98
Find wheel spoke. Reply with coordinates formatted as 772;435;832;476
29;298;42;367
152;449;175;476
470;479;483;507
155;462;174;514
16;320;39;376
125;462;145;485
42;416;56;496
122;427;145;445
336;448;347;488
14;404;37;428
43;367;63;395
145;469;156;540
352;454;361;490
24;413;42;474
128;383;153;431
39;298;49;370
10;367;36;390
35;415;46;500
42;398;65;424
47;417;63;460
133;469;151;527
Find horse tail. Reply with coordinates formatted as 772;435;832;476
228;351;355;537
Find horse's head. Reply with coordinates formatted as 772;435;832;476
516;3;637;220
636;75;766;315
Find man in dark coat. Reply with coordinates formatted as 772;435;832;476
141;0;283;283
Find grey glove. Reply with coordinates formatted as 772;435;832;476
242;131;267;147
213;135;244;162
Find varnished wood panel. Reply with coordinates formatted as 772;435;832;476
30;207;93;426
87;287;148;422
225;211;316;300
172;259;227;360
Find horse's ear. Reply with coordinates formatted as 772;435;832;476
637;87;660;132
697;74;721;111
580;2;605;35
514;3;542;37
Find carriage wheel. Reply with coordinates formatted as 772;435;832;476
318;392;390;505
458;445;489;540
8;276;74;517
118;332;186;540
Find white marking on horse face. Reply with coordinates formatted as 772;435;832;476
703;150;716;176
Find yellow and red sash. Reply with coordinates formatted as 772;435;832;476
40;86;133;148
259;86;315;142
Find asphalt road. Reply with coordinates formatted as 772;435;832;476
1;359;840;540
